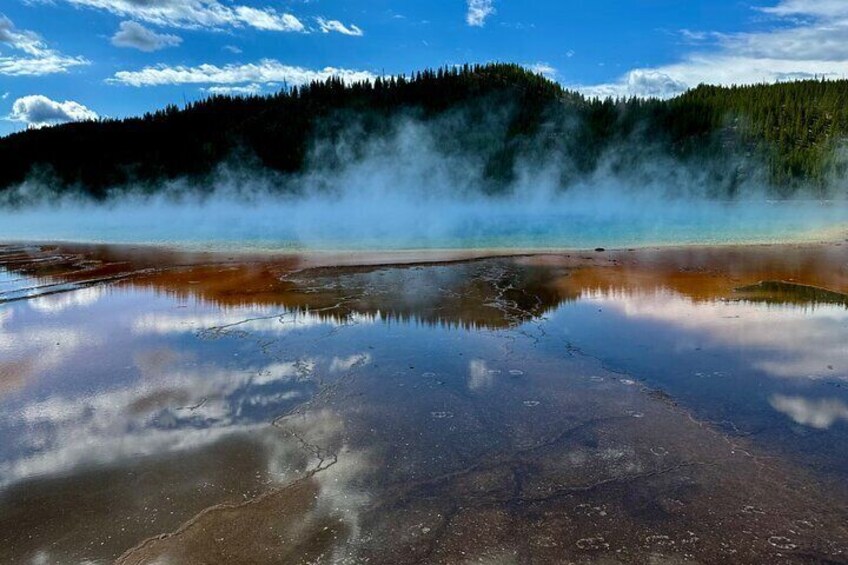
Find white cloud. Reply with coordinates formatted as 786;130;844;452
526;62;557;79
770;395;848;429
8;95;98;128
204;83;266;96
0;53;89;77
39;1;364;35
579;0;848;98
466;0;495;27
111;59;377;88
760;0;848;18
232;6;304;32
317;18;364;37
0;15;88;76
111;21;182;52
0;14;44;56
582;69;688;99
42;0;305;32
32;1;366;37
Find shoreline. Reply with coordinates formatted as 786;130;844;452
3;237;846;308
2;233;846;270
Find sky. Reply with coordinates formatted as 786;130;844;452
1;0;848;135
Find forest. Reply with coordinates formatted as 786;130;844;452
1;63;846;198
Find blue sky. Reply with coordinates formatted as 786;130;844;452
1;0;847;135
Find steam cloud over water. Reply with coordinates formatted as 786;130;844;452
0;119;846;251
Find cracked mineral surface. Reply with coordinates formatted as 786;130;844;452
0;242;846;564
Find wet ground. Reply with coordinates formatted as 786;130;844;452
0;241;847;564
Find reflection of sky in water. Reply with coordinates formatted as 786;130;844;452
541;288;848;476
574;288;848;380
1;277;847;491
0;268;27;293
0;306;369;489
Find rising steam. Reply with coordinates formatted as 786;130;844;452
0;112;846;251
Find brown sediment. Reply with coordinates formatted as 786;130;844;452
110;350;848;565
0;357;36;395
2;240;846;325
117;479;351;565
115;455;340;565
1;242;572;328
525;242;848;303
0;431;302;564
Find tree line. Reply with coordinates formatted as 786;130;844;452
0;63;845;198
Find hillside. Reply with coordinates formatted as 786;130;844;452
1;63;846;198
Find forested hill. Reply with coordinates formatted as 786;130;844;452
1;63;847;198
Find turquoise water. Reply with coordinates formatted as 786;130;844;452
0;196;845;250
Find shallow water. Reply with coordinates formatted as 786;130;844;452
0;243;847;563
0;198;846;251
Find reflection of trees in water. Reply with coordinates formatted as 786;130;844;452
0;244;578;330
734;281;848;309
3;243;847;329
275;261;577;330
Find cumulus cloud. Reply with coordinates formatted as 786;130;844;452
579;0;848;98
526;62;557;79
582;70;688;99
110;59;377;88
111;21;182;51
8;95;98;128
466;0;495;27
317;18;364;37
0;14;88;76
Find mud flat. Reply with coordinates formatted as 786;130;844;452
0;241;847;564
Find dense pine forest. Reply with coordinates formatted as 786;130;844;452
1;63;847;199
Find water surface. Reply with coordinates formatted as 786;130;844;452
0;198;845;251
0;243;847;563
